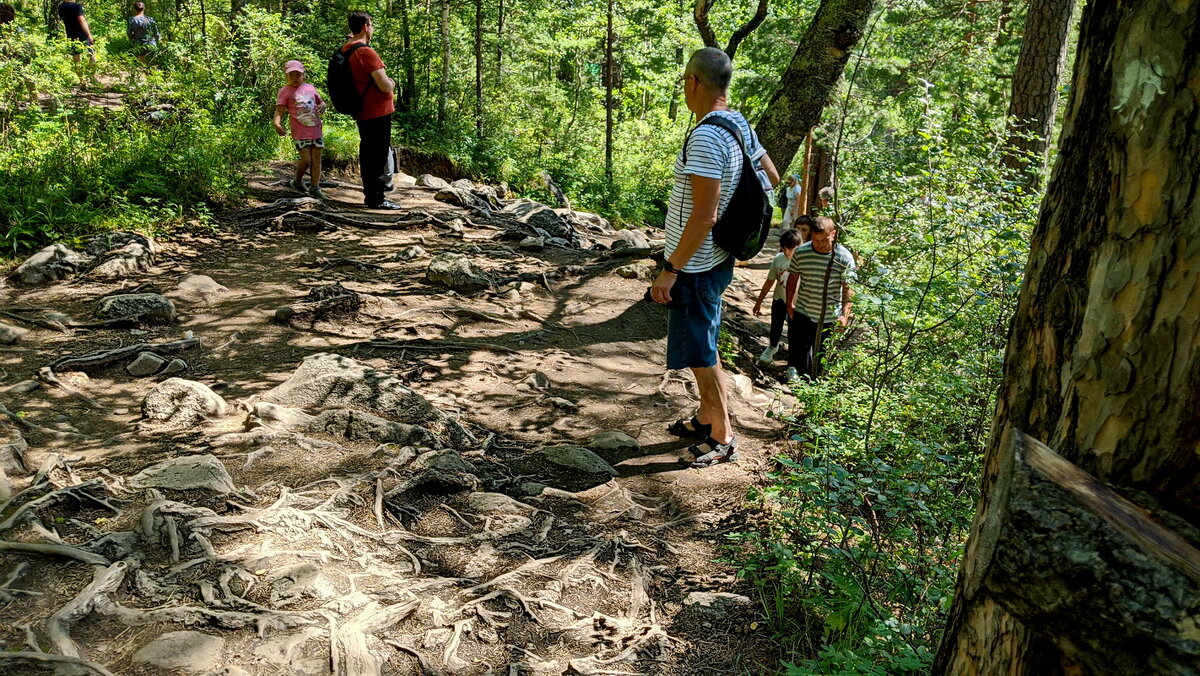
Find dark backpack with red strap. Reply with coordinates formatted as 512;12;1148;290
327;43;370;117
683;116;774;261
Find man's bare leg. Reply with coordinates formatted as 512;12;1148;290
690;363;732;443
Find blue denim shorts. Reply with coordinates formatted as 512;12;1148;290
666;258;734;370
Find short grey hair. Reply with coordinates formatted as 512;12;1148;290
818;186;835;201
685;47;732;92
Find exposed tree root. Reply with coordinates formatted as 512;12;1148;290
0;652;117;676
47;335;200;373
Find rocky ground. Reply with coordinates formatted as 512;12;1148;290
0;164;800;675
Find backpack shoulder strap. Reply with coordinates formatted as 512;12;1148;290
698;115;751;158
339;42;369;59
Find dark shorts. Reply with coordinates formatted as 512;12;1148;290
666;258;734;370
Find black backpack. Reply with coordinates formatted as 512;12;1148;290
683;116;774;261
327;43;370;117
776;184;788;209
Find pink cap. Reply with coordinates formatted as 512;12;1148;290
284;60;305;74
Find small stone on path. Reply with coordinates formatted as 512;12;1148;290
519;236;545;251
537;445;618;476
586;430;641;458
127;351;167;377
161;358;188;376
427;253;492;293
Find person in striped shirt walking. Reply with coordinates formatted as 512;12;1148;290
784;216;855;381
650;47;779;468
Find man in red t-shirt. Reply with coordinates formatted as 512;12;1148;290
341;11;399;210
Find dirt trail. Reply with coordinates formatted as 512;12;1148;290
0;163;795;675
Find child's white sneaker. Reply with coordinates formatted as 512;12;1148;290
758;344;779;364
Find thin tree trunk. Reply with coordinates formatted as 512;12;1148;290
604;0;615;187
668;45;683;120
437;0;450;126
935;0;1200;671
1002;0;1075;187
475;0;483;136
496;0;504;83
692;0;769;60
755;0;876;172
400;0;417;111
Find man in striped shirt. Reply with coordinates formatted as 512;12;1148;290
784;216;855;380
650;47;780;468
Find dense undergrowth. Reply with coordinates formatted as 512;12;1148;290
726;86;1040;673
0;7;330;254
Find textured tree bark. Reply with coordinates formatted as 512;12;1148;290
1002;0;1075;187
755;0;876;172
936;0;1200;672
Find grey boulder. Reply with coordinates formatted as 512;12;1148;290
128;454;236;494
306;409;438;448
12;244;92;285
143;378;228;425
614;229;651;249
0;321;29;345
416;174;451;189
131;631;226;672
169;274;231;305
96;293;176;325
256;353;474;449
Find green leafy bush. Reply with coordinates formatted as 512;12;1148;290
729;85;1040;674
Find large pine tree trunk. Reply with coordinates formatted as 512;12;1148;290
1002;0;1075;187
755;0;876;172
935;0;1200;672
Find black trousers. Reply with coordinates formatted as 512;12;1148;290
787;311;835;379
768;299;788;347
356;113;392;206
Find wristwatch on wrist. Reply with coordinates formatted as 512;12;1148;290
663;260;679;275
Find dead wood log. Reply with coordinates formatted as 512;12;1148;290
953;429;1200;674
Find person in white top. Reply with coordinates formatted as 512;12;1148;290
650;47;779;468
752;227;805;364
781;174;801;227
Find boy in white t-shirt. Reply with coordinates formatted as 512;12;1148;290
752;226;806;363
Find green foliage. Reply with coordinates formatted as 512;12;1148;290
728;76;1040;672
0;5;317;253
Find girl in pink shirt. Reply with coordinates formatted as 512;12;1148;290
273;60;328;199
